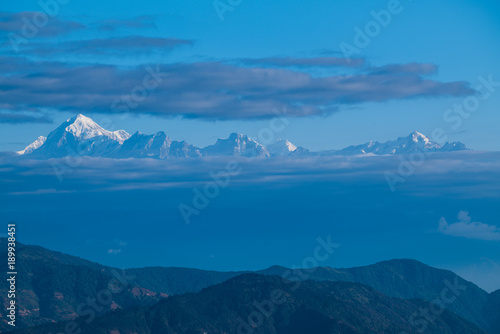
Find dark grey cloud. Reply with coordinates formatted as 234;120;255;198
68;36;192;51
0;11;84;37
19;36;193;56
369;63;438;75
0;112;52;124
0;57;473;120
96;15;157;31
239;56;365;68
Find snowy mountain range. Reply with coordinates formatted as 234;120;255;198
16;114;468;159
334;131;468;155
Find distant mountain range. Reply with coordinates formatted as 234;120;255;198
16;114;468;159
2;239;499;333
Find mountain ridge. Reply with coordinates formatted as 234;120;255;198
16;114;468;159
1;239;498;333
11;274;487;334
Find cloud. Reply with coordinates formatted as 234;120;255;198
96;16;157;31
25;36;193;56
238;56;365;68
439;211;500;241
2;151;500;196
369;63;439;75
0;112;53;124
0;57;474;120
107;239;127;254
9;188;74;195
0;11;84;37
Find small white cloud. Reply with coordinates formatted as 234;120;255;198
438;211;500;241
107;249;122;255
9;189;75;196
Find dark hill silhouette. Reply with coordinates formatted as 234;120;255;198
12;274;486;334
1;239;497;333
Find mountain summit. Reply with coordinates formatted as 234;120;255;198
16;115;468;159
16;136;46;155
267;139;298;156
18;114;131;158
114;131;202;159
202;133;270;157
63;114;130;143
335;130;467;155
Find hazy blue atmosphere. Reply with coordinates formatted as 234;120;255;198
1;150;500;291
1;0;500;297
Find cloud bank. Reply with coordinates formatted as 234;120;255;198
22;36;194;56
0;10;475;121
0;56;473;120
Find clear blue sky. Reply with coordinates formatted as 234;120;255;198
1;0;500;151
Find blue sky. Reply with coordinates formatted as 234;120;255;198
1;0;500;151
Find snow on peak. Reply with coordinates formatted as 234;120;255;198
225;133;257;146
284;140;297;152
410;131;430;144
16;136;46;155
64;114;130;143
227;132;252;142
203;132;269;157
16;122;469;159
335;131;456;156
267;139;298;156
65;114;107;139
112;130;132;143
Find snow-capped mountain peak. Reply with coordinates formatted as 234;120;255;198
202;133;270;157
16;136;47;155
400;131;439;150
64;114;130;143
266;139;298;156
408;131;434;147
410;131;429;142
282;139;297;152
22;114;131;158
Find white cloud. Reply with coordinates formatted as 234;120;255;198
9;189;75;196
438;211;500;241
107;249;122;255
